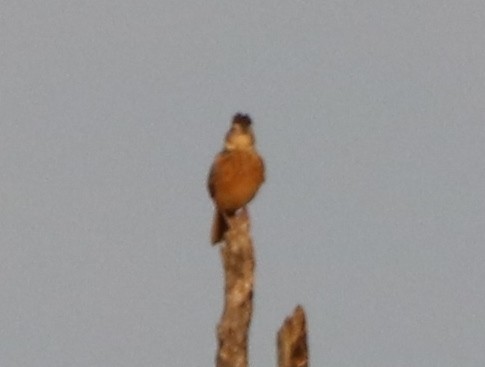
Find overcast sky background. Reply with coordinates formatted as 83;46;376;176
1;1;485;366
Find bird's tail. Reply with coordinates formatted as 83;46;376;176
211;210;227;245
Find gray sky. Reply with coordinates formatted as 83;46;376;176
1;1;485;366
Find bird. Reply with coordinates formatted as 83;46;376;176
208;113;265;244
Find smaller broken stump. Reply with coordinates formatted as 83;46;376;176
277;305;309;367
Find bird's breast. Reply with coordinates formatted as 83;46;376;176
210;150;264;213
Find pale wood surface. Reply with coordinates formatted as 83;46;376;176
216;212;255;367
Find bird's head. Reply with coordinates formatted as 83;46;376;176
224;113;256;151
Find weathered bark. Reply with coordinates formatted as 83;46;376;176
277;305;309;367
216;212;255;367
